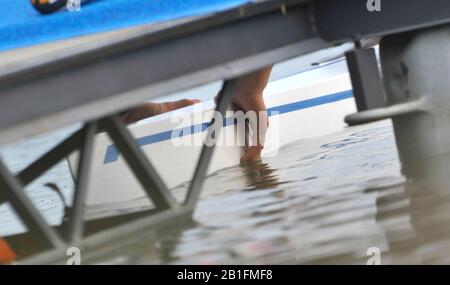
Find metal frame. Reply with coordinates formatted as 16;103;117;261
0;161;64;249
345;46;386;112
0;0;322;146
0;0;323;264
1;0;450;264
2;0;449;146
313;0;450;43
0;79;237;263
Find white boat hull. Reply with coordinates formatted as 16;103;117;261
68;62;356;212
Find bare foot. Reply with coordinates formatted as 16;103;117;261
123;99;200;124
215;91;269;164
232;95;269;164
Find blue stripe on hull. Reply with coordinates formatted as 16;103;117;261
103;89;354;164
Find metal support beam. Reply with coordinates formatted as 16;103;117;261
314;0;450;43
22;202;194;265
64;123;97;243
0;160;63;248
101;115;178;210
0;0;322;146
17;129;83;186
345;47;385;112
185;79;237;207
345;24;450;181
379;25;450;179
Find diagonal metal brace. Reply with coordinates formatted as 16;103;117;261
101;115;178;211
17;129;84;186
185;79;237;207
64;122;97;243
0;160;64;248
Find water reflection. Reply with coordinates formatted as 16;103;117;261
240;161;282;191
383;155;450;264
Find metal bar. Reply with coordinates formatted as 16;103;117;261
17;129;83;186
101;115;177;210
379;26;450;175
22;202;194;265
345;99;426;126
314;0;450;43
345;47;385;112
0;160;64;248
64;123;97;243
0;1;323;146
185;79;237;207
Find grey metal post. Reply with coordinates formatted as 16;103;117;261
185;79;237;207
65;123;97;243
380;25;450;179
346;47;386;112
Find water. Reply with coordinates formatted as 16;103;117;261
4;11;448;264
5;119;450;264
152;121;409;265
0;125;78;237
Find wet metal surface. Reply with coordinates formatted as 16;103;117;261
3;120;450;264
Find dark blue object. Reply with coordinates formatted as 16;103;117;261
0;0;249;51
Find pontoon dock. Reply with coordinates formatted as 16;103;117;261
1;0;450;264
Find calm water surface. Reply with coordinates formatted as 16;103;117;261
2;120;450;264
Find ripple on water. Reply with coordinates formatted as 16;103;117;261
4;121;450;264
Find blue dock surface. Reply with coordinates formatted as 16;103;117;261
0;0;250;51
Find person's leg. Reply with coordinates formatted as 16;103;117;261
123;99;200;124
123;66;272;164
231;66;272;164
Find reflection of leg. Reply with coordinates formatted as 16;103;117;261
123;99;200;124
231;67;272;164
241;160;280;190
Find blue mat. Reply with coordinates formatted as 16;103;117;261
0;0;250;51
